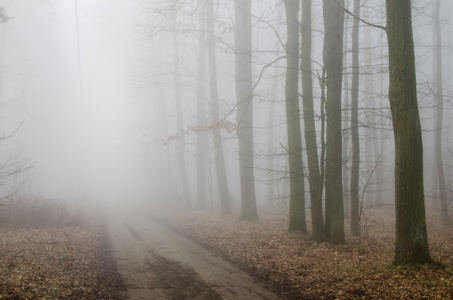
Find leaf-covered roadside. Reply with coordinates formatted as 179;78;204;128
0;223;125;299
153;208;453;299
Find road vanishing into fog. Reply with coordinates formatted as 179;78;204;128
107;208;282;300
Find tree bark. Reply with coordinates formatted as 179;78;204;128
234;0;258;221
301;0;324;241
323;0;345;244
284;0;306;233
386;0;432;265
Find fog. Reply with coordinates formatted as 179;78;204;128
2;1;453;297
0;1;154;209
0;0;452;216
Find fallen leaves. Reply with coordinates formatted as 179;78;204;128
0;222;125;299
152;207;453;299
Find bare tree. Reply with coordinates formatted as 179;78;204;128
301;0;324;241
386;0;432;265
206;0;231;214
350;0;360;237
234;0;258;221
432;0;449;222
283;0;306;232
323;0;345;244
196;2;209;208
172;17;192;208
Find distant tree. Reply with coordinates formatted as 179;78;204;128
0;6;9;23
172;18;192;208
432;0;449;222
234;0;258;221
196;3;209;209
206;0;231;214
386;0;432;265
266;65;279;209
323;0;345;244
284;0;306;233
342;0;351;222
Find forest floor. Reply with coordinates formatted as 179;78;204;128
0;218;125;299
150;205;453;299
0;203;452;299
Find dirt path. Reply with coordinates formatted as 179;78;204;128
107;208;282;300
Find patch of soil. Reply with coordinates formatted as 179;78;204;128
147;250;222;300
0;220;126;299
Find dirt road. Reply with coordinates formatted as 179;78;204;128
107;208;282;300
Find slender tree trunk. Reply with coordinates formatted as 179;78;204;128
375;125;386;206
196;4;209;209
284;0;306;233
319;68;327;234
323;0;345;244
172;28;192;208
156;85;174;204
432;0;449;222
206;0;231;214
386;0;432;265
375;45;386;206
350;0;360;236
342;1;351;220
301;0;324;241
234;0;258;221
266;65;279;208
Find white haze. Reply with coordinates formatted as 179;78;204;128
0;0;155;210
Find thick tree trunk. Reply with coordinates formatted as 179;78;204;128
350;0;360;237
432;0;449;222
284;0;306;233
206;0;231;214
301;0;323;241
234;0;258;221
323;0;345;244
386;0;432;265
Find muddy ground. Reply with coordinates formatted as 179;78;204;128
107;208;282;299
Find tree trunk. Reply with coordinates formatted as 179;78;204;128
342;0;350;221
206;0;231;214
234;0;258;221
432;0;449;222
266;65;279;208
323;0;345;244
196;4;209;209
301;0;324;241
350;0;360;237
386;0;432;265
284;0;306;233
172;29;192;207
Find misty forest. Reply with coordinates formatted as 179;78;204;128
0;0;452;299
